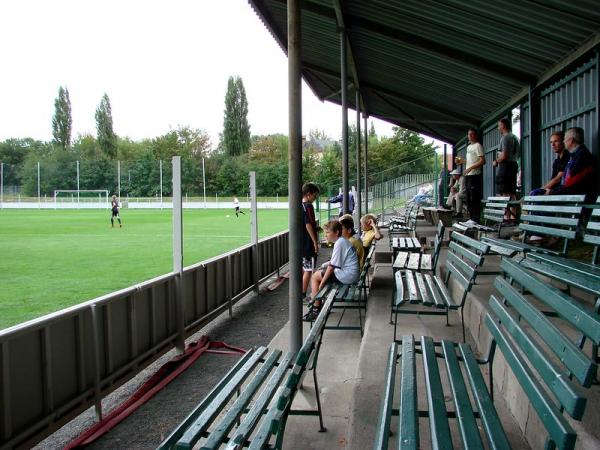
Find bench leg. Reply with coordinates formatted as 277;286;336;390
461;308;466;342
312;365;327;432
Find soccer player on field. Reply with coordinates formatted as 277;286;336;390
233;196;245;217
111;195;122;228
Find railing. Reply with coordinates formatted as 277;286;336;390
368;173;435;215
0;231;289;449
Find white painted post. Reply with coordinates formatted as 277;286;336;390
202;157;207;209
37;161;40;209
117;160;121;201
0;162;3;209
160;159;163;210
76;160;80;209
250;172;259;293
172;156;185;354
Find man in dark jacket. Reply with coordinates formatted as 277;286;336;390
546;127;597;203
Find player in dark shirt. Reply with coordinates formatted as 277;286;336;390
301;183;320;301
111;195;122;228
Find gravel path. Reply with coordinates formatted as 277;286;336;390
35;269;294;450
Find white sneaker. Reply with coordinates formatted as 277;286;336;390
463;219;477;226
528;235;543;242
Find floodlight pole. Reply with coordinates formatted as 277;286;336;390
288;0;303;353
77;160;80;209
364;114;368;213
202;157;207;209
172;156;185;354
355;89;362;221
0;162;3;210
250;172;259;293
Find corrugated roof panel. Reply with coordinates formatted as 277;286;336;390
249;0;600;143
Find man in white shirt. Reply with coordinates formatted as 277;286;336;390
303;219;359;321
462;128;485;224
446;169;466;217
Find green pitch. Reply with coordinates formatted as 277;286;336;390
0;208;288;330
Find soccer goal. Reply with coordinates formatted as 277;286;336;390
54;190;109;208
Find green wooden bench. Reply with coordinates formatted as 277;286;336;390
392;222;444;272
482;195;585;258
454;196;511;234
375;258;600;450
524;199;600;280
392;232;489;342
388;203;419;247
158;291;336;450
310;245;375;336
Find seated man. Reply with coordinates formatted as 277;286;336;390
445;169;466;217
360;213;382;249
545;127;597;203
340;215;365;269
530;131;569;195
303;220;359;321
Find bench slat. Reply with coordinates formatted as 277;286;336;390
394;270;406;307
414;272;431;306
449;241;484;266
421;336;453;450
224;352;295;450
405;270;419;303
422;274;442;308
450;232;490;254
373;344;399;450
441;341;484;449
527;253;600;280
482;237;562;256
484;314;577;450
489;296;587;419
420;254;433;271
523;194;585;203
446;259;470;291
399;336;419;450
202;349;283;449
393;252;409;270
433;275;457;309
522;214;579;227
494;277;596;388
247;385;292;450
458;343;511;450
522;205;581;214
177;347;269;449
407;253;421;270
412;237;421;248
446;251;476;280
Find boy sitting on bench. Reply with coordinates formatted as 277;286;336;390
303;219;360;322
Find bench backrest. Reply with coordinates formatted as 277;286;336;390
519;195;585;255
444;231;490;306
583;199;600;264
483;196;510;226
484;258;599;449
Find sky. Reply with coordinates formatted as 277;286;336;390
0;0;444;150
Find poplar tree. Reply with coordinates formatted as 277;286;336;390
95;93;117;158
52;86;72;149
222;76;251;156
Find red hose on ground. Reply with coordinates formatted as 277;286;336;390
64;336;247;449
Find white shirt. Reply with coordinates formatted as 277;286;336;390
466;142;484;175
330;237;360;284
233;198;239;207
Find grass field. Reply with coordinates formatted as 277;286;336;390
0;208;288;330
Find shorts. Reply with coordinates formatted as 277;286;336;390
302;254;317;272
320;267;339;283
495;161;518;195
112;209;120;217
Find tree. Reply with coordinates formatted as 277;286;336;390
222;76;251;156
95;93;117;158
52;86;72;150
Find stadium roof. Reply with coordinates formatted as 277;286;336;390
248;0;600;144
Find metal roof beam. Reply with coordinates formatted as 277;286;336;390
291;0;536;85
303;62;479;125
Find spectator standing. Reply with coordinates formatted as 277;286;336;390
494;118;520;220
530;131;569;195
301;183;320;301
327;189;355;216
463;128;485;224
546;127;597;203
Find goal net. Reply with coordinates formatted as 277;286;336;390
54;190;109;208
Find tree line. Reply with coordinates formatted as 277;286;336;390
0;77;437;198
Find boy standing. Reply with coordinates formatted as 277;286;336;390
303;220;359;321
111;195;122;228
302;183;320;301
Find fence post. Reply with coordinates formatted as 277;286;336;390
172;156;185;354
250;171;259;293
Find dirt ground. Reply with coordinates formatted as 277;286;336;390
35;268;295;450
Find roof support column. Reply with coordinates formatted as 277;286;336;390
526;86;541;194
340;29;349;213
288;0;303;352
363;114;368;214
355;89;361;221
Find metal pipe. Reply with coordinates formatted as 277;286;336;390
443;144;448;202
355;89;361;221
76;160;80;208
202;157;207;209
37;161;40;209
172;156;185;353
364;114;368;214
250;171;259;293
1;162;3;209
160;159;163;210
288;0;303;353
340;28;349;214
117;160;121;201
